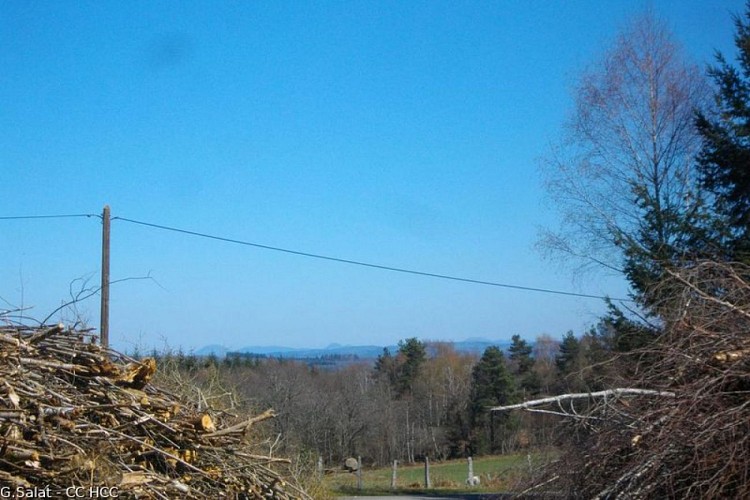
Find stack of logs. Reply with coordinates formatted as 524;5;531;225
0;323;310;499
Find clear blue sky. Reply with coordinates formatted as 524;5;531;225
1;1;744;352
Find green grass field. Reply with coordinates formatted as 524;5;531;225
322;453;553;496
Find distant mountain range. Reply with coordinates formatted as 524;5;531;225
195;338;513;359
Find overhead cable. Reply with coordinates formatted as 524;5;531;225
114;216;631;302
0;213;99;220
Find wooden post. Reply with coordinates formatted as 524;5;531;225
100;205;111;348
391;460;397;490
468;456;474;484
317;456;323;480
490;409;496;452
424;456;431;488
357;456;362;490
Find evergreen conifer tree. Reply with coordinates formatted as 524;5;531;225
696;3;750;261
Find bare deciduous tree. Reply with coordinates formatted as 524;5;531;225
540;11;712;298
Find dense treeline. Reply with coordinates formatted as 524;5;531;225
144;318;636;468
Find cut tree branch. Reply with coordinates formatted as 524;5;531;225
489;388;676;412
202;408;276;438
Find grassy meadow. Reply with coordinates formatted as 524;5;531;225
322;453;553;496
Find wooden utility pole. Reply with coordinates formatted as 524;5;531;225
100;205;111;348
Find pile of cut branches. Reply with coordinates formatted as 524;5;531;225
514;261;750;498
0;323;310;499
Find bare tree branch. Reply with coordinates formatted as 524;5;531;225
490;388;675;413
41;273;160;325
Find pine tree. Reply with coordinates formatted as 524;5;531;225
578;323;616;391
395;337;426;396
508;334;533;373
374;347;397;388
556;331;580;375
468;346;516;454
508;334;539;395
555;331;583;392
374;339;427;398
696;3;750;261
600;302;658;353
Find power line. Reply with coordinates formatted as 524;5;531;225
0;213;99;221
114;216;631;302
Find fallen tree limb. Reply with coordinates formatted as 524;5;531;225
489;388;676;412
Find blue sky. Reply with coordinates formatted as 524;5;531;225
1;1;745;352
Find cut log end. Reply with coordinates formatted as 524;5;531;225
195;414;216;432
116;358;157;389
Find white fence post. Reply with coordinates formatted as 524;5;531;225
391;460;397;490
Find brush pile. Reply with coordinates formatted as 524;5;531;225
538;261;750;498
0;323;310;499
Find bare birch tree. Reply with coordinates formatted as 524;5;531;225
540;11;713;299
